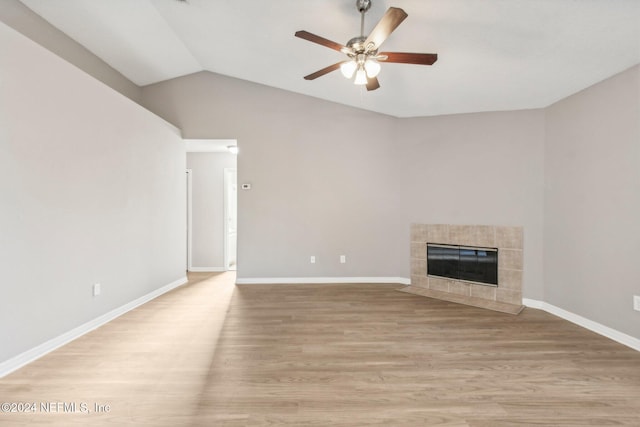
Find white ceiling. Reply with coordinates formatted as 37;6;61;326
19;0;640;118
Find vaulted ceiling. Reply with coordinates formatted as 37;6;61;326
19;0;640;117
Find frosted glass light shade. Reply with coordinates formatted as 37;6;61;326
340;61;357;78
364;59;381;78
354;68;367;85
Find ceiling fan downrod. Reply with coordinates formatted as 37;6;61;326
357;0;371;37
346;0;374;55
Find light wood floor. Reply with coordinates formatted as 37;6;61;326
1;272;639;426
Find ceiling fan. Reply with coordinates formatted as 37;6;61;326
295;0;438;91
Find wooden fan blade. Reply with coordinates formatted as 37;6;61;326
295;30;346;52
363;7;408;51
303;62;344;80
379;52;438;65
366;76;380;91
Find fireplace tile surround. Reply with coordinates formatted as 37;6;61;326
405;224;524;314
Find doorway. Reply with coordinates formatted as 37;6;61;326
186;169;192;272
184;139;237;273
224;168;237;271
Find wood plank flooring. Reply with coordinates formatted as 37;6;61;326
1;272;639;426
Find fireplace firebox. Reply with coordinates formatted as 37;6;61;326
427;243;498;286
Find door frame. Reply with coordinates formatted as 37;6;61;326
186;169;193;272
223;167;237;271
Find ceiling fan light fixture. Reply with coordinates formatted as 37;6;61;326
340;60;357;78
364;58;381;78
295;1;438;91
354;67;368;85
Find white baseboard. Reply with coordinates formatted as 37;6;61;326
236;277;411;285
523;298;640;352
188;267;226;272
0;276;188;379
522;298;545;310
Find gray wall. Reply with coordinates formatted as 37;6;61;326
0;0;141;103
397;111;545;299
0;22;186;363
187;152;237;269
141;72;545;299
142;72;404;279
545;65;640;338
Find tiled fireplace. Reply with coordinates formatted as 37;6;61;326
404;224;524;314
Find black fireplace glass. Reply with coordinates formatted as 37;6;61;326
427;244;498;286
426;245;459;278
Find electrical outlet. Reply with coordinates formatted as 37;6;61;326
93;283;101;297
340;255;346;264
310;256;316;264
634;295;640;312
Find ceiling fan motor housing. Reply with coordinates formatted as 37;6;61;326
346;36;368;54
